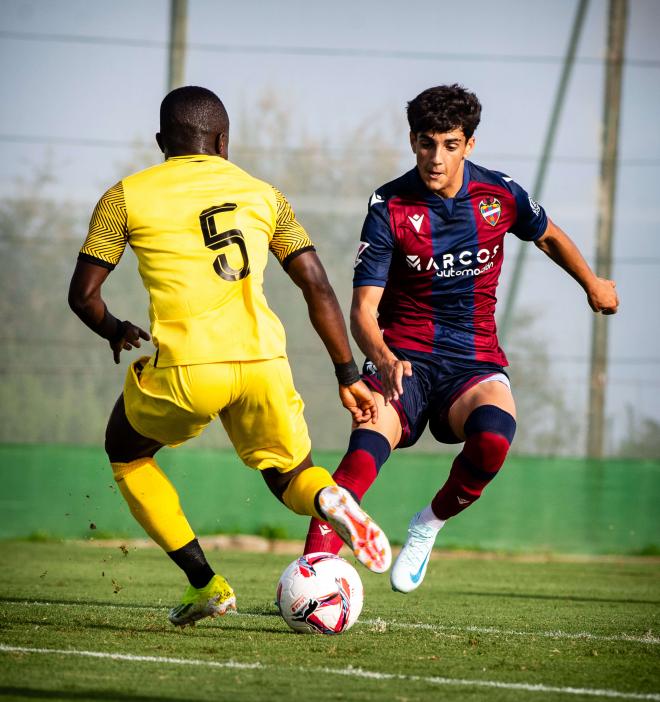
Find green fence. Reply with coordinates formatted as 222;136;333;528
1;444;658;555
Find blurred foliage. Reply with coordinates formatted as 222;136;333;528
0;164;121;443
617;416;660;459
505;311;582;456
0;94;640;458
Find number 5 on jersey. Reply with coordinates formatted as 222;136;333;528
199;203;250;282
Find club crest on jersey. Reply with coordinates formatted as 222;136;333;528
479;198;501;226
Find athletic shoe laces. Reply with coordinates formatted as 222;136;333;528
403;522;436;560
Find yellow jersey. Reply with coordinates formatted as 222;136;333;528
79;155;314;367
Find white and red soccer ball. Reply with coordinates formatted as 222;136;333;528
276;553;364;634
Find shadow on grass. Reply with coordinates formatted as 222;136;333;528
0;597;280;617
0;595;290;636
0;597;283;617
48;619;286;637
0;688;191;701
0;596;158;610
3;614;290;639
448;590;660;605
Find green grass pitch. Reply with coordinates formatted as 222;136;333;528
0;541;658;701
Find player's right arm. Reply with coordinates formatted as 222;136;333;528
68;182;150;363
351;286;412;404
351;191;412;404
534;219;619;314
270;188;377;424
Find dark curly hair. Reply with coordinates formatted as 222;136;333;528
407;84;482;139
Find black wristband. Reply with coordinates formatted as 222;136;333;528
334;359;361;386
109;318;126;344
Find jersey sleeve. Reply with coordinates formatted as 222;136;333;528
79;181;128;269
269;187;315;270
352;193;394;287
507;178;548;242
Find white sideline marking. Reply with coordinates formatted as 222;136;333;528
0;644;261;670
0;643;658;701
360;618;660;646
5;599;659;645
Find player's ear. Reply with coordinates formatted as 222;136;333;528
409;131;418;154
464;136;475;158
215;132;228;159
155;133;165;154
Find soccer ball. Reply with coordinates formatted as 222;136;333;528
276;552;364;634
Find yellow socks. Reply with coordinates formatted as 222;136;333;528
112;459;335;545
111;457;194;552
282;466;335;520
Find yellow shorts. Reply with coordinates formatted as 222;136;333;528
123;355;312;472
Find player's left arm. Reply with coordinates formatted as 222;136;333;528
534;219;619;314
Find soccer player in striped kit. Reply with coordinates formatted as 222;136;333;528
304;84;619;593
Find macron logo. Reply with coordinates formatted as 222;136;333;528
319;524;332;535
406;255;421;271
457;497;471;505
370;192;384;207
408;213;424;233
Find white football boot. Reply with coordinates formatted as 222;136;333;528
390;511;440;593
318;485;392;574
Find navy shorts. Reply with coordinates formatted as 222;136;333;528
361;347;508;449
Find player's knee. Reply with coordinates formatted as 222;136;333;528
104;419;137;463
104;422;160;463
262;454;313;503
104;421;124;463
261;466;295;503
105;396;129;462
104;395;162;464
463;405;516;473
105;434;118;463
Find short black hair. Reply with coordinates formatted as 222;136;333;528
159;86;229;144
407;84;482;139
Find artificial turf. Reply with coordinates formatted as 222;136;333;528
0;541;658;701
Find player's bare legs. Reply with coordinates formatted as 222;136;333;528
447;380;516;438
391;380;517;593
105;394;163;462
360;393;404;446
304;393;400;557
263;450;392;573
105;394;236;626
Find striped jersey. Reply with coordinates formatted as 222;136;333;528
79;154;314;366
353;161;548;365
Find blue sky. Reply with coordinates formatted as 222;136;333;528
1;0;659;450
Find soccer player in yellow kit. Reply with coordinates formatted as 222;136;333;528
68;86;391;627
